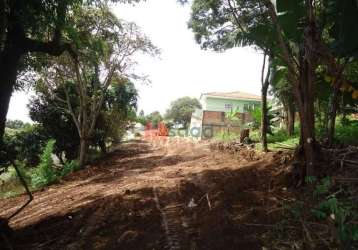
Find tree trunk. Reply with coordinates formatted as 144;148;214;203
261;87;269;152
79;137;87;167
99;140;107;155
323;105;329;134
261;53;271;152
0;79;13;141
265;0;318;178
57;153;65;165
327;87;341;146
287;102;295;136
0;48;22;143
294;49;317;177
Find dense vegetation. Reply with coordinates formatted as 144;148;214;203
165;97;202;128
189;0;358;174
189;1;358;247
0;1;156;196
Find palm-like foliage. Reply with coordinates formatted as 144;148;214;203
189;0;276;52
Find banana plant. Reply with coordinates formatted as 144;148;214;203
225;107;240;136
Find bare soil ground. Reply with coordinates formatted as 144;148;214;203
0;138;295;250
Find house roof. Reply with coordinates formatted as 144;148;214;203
201;91;262;101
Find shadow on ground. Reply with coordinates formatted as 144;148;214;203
0;140;297;250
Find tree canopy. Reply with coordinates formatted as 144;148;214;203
0;0;147;142
189;0;358;175
189;0;276;52
165;97;202;128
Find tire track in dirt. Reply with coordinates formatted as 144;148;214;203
153;186;201;250
153;187;181;250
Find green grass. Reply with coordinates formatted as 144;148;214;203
0;166;35;198
333;121;358;145
1;160;81;199
213;131;240;142
268;137;299;150
316;120;358;145
250;130;260;142
1;140;80;199
251;127;299;151
252;119;358;151
215;127;300;151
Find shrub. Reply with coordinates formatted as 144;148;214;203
315;120;358;145
249;130;260;142
335;121;358;145
15;125;48;166
249;107;261;129
267;129;290;143
5;119;29;130
0;164;33;198
214;131;239;142
31;139;57;188
60;160;80;177
307;176;358;247
1;125;48;169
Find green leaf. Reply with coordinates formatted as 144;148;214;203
328;0;358;57
312;209;327;220
277;0;301;13
276;0;305;42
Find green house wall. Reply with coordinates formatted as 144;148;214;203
202;96;261;113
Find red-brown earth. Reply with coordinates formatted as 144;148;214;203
0;138;296;250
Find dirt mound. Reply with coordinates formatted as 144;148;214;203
209;140;262;162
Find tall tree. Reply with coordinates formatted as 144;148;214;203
165;97;202;128
0;0;75;142
29;77;138;160
190;0;358;175
270;58;295;136
260;53;272;152
146;111;163;129
0;0;141;143
189;0;276;151
38;6;157;166
264;0;358;174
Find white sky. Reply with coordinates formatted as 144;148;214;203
7;0;263;122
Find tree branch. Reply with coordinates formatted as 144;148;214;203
89;63;117;135
0;0;6;52
24;38;78;62
22;0;77;61
261;52;267;87
227;0;246;35
264;0;298;82
7;161;33;221
63;83;81;136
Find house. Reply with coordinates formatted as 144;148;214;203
189;91;262;139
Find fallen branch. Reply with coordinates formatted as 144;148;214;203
241;223;297;229
340;159;358;165
266;206;285;214
333;177;358;183
7;162;33;221
274;146;295;150
301;219;315;249
206;193;212;210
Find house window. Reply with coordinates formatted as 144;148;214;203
244;103;254;112
224;103;232;109
243;104;249;112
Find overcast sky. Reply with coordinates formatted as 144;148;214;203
7;0;264;122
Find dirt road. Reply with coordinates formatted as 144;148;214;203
0;139;293;250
